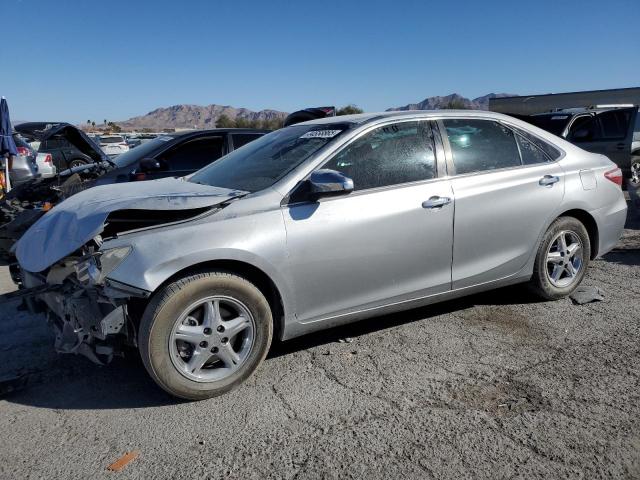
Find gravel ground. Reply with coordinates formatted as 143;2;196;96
0;199;638;479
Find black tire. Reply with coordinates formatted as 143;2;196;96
630;155;640;187
139;270;273;400
530;216;591;300
68;158;87;168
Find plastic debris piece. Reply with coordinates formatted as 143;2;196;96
107;450;140;472
569;286;604;305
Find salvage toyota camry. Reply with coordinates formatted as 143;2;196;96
13;111;626;399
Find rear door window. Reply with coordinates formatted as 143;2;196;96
596;110;632;140
443;119;521;174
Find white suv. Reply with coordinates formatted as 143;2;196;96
100;135;130;157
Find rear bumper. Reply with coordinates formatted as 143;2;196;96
591;196;627;257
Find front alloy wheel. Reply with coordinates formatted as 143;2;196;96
169;296;255;382
139;271;273;400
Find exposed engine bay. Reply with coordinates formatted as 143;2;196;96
21;241;148;364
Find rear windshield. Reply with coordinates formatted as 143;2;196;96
526;115;571;136
189;124;351;192
101;136;124;143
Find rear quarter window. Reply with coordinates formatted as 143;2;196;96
512;126;562;161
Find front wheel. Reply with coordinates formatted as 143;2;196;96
530;217;591;300
139;271;273;400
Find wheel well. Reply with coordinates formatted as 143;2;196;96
135;260;285;341
557;209;599;260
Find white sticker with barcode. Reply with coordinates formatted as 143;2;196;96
300;130;342;139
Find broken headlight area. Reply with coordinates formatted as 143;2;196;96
23;245;145;365
74;246;131;286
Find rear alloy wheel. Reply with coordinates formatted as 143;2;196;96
139;271;273;400
530;217;590;300
630;156;640;187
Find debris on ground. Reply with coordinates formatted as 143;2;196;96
338;337;353;343
106;451;140;472
569;286;605;305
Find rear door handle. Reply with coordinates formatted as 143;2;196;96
539;175;560;186
422;196;451;209
616;143;626;150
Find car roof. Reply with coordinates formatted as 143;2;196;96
295;109;519;126
531;106;636;118
167;128;270;139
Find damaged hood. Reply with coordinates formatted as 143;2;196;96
16;177;246;272
14;122;109;163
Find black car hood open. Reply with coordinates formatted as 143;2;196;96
14;122;108;163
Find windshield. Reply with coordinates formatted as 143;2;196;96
112;136;173;167
189;124;351;192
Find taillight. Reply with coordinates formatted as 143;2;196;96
43;154;53;164
134;172;146;181
604;167;623;187
16;146;30;156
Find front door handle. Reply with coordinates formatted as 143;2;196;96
422;196;451;209
539;175;560;186
616;142;626;150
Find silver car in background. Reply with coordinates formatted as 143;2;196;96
14;110;627;399
10;134;38;186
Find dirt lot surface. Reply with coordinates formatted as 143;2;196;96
0;199;638;479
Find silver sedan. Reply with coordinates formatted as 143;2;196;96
15;110;627;399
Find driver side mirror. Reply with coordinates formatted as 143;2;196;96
139;157;163;172
308;169;354;200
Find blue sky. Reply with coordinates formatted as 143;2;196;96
2;0;639;122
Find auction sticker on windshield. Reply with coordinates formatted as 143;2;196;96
300;130;342;139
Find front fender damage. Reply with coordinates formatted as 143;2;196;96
13;178;246;364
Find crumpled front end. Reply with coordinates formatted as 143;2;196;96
21;242;149;364
11;177;243;364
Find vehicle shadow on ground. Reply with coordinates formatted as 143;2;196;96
2;285;542;411
602;249;640;267
268;285;541;359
